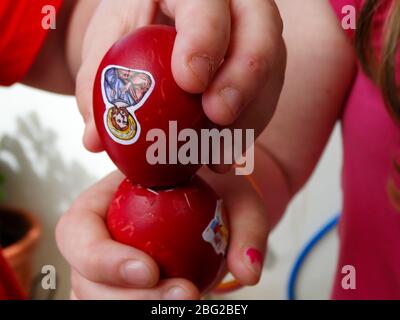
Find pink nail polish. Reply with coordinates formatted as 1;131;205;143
245;248;263;278
246;248;263;266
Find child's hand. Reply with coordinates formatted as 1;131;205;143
72;0;285;152
55;171;200;300
55;169;269;299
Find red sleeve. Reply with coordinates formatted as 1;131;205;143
0;248;25;300
0;0;63;86
329;0;363;41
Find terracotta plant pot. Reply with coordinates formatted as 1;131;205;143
0;207;41;294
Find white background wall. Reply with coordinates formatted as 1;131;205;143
0;84;343;300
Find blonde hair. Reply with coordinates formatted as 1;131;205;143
356;0;400;122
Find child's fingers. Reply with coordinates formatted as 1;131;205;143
199;167;269;285
71;270;200;300
202;0;284;126
207;36;285;176
56;171;160;289
225;183;269;286
163;0;231;93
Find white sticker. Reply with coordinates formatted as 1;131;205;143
202;200;229;256
101;65;155;145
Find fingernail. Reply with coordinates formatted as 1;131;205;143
245;248;263;276
219;87;243;121
120;260;153;287
189;55;212;89
163;286;190;300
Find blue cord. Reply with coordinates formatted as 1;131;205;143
287;213;340;300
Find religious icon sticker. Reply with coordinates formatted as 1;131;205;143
202;200;229;256
101;65;155;145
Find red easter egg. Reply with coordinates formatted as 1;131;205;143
107;176;229;293
93;25;209;188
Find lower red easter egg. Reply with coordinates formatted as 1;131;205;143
107;176;229;294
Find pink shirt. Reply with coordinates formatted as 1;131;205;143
330;0;400;299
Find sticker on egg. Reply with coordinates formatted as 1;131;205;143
101;65;155;145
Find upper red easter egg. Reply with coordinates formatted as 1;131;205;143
93;25;209;187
